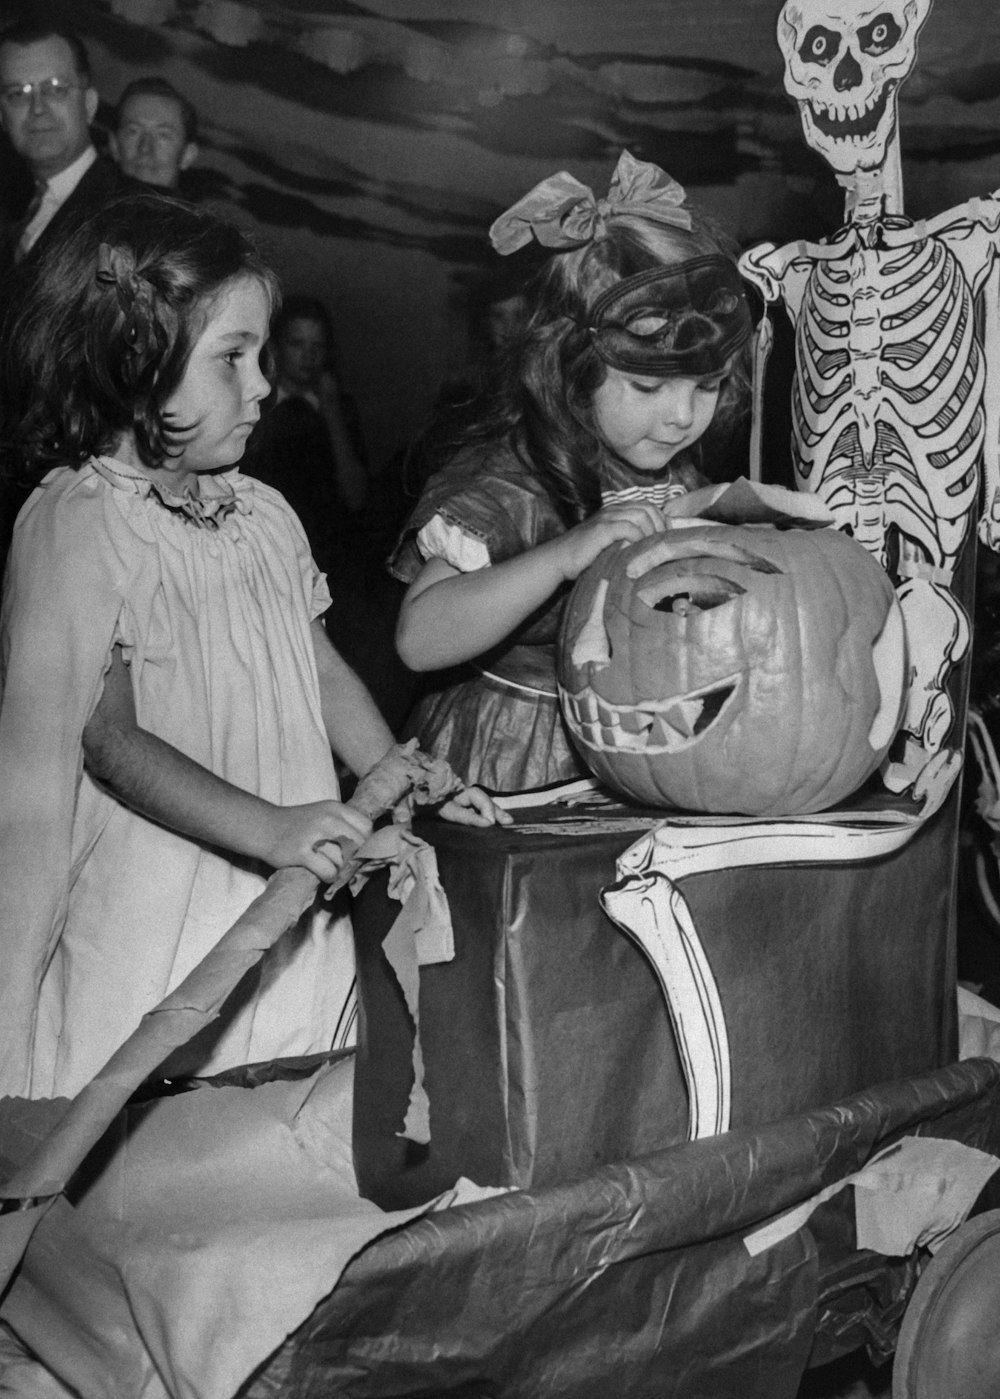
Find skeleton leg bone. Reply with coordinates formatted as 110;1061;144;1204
601;757;960;1140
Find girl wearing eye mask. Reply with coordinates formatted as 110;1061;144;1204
391;151;753;794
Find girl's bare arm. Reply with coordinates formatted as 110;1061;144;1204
311;621;510;826
82;646;371;880
396;501;667;672
311;619;395;776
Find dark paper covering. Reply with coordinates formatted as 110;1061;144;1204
253;1058;1000;1399
353;796;960;1210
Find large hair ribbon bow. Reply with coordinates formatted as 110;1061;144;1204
96;241;156;357
489;149;692;255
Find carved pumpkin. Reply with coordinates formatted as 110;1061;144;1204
557;524;906;815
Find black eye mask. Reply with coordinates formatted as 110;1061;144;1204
588;254;752;376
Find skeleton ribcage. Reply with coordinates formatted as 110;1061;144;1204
792;232;984;570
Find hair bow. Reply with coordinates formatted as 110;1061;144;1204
96;241;138;288
96;241;155;358
489;149;692;256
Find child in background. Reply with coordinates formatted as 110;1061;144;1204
241;294;369;535
0;192;501;1102
391;151;753;793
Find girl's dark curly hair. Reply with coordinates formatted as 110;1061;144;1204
0;191;280;486
431;207;752;526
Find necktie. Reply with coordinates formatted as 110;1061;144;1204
16;182;58;260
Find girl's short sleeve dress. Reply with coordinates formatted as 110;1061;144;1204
0;458;356;1100
389;442;703;793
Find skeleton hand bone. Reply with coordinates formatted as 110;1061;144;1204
978;487;1000;552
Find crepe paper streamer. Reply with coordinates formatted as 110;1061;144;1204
744;1136;1000;1259
0;742;461;1289
601;749;961;1141
350;827;456;1144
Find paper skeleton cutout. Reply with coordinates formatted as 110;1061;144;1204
740;0;1000;795
598;0;972;1149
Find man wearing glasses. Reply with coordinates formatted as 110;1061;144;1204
0;21;136;607
0;20;133;271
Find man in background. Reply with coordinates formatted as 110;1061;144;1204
0;19;132;271
110;76;198;192
0;18;135;589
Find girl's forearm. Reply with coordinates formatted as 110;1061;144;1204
396;542;569;671
81;643;285;861
311;620;396;776
84;717;280;861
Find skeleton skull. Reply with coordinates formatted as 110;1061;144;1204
777;0;932;175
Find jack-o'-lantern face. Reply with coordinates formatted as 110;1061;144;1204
558;524;905;815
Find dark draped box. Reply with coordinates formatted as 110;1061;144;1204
352;795;959;1210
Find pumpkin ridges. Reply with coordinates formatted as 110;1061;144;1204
781;534;843;811
754;530;893;811
772;533;893;812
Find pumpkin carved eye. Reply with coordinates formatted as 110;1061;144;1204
624;537;782;581
640;573;747;615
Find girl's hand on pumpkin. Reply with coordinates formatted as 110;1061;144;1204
558;502;667;581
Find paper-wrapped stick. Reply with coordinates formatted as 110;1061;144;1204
0;741;459;1208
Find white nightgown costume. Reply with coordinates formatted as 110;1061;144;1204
0;457;356;1101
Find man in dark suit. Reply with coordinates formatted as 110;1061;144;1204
110;76;199;193
0;19;136;589
0;19;133;272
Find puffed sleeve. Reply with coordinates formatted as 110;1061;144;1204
387;443;564;583
413;514;491;572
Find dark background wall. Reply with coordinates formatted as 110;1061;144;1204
2;0;999;477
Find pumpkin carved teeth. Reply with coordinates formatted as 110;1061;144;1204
559;674;742;755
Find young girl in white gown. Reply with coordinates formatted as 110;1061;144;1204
0;191;500;1102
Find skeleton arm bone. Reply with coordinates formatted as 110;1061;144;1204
739;233;853;479
895;199;1000;548
738;227;857;322
979;261;1000;551
922;202;1000;551
881;194;1000;293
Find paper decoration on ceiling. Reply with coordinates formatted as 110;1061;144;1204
106;0;729;104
